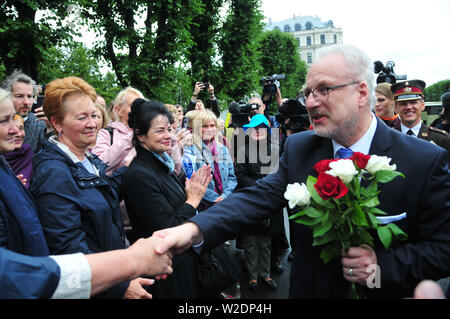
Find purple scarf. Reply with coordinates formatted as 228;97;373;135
4;143;34;188
206;140;223;195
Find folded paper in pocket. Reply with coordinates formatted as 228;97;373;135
376;212;407;225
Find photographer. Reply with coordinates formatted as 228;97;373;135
249;95;280;128
187;82;220;118
260;74;284;121
276;96;311;155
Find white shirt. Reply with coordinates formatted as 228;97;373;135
332;113;378;158
400;121;421;138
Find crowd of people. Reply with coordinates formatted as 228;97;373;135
0;43;449;299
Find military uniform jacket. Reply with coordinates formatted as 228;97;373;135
395;122;450;161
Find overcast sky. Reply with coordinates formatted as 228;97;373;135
261;0;450;87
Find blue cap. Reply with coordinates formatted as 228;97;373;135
243;114;271;133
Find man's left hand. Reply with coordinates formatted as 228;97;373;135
341;245;377;285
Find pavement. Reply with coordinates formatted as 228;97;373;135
224;209;292;299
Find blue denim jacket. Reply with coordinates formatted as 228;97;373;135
192;141;237;202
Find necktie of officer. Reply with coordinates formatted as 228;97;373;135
407;129;414;136
337;148;354;159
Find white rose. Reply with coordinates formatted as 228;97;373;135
284;182;311;209
326;159;358;184
365;155;396;175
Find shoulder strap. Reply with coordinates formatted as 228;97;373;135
104;127;114;145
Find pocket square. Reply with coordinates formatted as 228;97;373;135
376;212;407;225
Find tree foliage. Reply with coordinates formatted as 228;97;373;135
0;0;74;82
424;79;450;102
257;29;308;113
1;0;312;112
217;0;264;102
39;41;121;104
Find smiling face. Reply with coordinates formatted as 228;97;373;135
52;94;98;158
0;97;20;154
12;116;25;149
138;114;173;155
395;98;425;128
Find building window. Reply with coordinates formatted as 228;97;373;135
307;52;313;64
320;34;326;44
296;37;301;46
284;24;291;32
307;36;312;46
333;34;337;44
295;23;301;31
306;22;312;30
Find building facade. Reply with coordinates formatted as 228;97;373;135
265;15;344;66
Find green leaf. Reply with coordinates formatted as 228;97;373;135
320;242;341;264
288;211;306;220
293;216;322;226
369;207;388;216
360;180;378;199
360;196;380;208
377;226;392;250
313;231;338;246
313;217;332;238
303;206;323;218
386;223;408;241
375;170;405;183
367;212;381;227
351;203;369;226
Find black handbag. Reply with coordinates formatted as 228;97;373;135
195;244;240;295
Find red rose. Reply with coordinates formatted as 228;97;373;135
350;152;371;169
314;173;349;200
313;159;339;175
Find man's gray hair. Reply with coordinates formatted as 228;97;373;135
316;44;376;108
1;70;38;97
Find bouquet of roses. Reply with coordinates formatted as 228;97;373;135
284;152;408;298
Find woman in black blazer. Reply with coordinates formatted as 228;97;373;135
123;99;211;299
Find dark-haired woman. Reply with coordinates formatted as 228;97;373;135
123;98;212;299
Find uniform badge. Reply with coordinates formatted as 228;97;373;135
404;87;412;93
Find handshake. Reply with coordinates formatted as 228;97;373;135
90;223;201;298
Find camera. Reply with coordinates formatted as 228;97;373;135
374;61;407;84
276;97;310;133
202;82;209;90
228;100;260;127
260;74;285;94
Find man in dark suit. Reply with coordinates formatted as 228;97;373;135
154;44;450;298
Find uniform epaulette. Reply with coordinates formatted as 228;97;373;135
430;126;449;136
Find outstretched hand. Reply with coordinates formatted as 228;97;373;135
153;222;204;256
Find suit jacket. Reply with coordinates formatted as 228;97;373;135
191;117;450;298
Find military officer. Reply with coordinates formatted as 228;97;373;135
391;79;450;159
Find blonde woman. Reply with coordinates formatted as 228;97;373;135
92;87;144;174
191;109;237;208
375;83;401;128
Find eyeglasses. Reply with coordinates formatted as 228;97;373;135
300;81;360;102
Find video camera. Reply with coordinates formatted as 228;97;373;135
374;61;407;84
228;100;260;127
276;96;310;133
260;74;285;95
